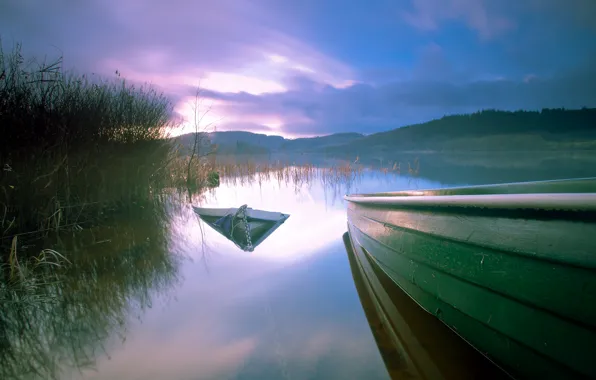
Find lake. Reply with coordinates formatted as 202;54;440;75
4;152;596;380
67;169;436;380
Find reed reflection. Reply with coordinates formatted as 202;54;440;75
0;199;182;380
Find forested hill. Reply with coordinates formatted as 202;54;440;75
281;132;364;151
173;108;596;155
401;108;595;137
172;131;364;154
325;108;596;154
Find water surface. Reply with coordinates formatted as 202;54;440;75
51;171;439;380
6;153;596;380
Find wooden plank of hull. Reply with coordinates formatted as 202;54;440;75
346;205;596;379
347;204;596;327
343;232;512;380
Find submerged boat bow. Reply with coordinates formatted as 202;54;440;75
193;205;289;252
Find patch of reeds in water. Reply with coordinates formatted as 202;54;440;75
213;156;419;190
216;160;358;185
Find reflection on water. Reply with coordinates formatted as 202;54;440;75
3;168;431;380
66;170;426;380
362;151;596;185
1;200;182;380
3;153;594;380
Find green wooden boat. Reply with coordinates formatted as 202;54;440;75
344;177;596;380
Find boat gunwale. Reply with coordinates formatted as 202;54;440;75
344;193;596;211
346;177;596;198
345;177;596;211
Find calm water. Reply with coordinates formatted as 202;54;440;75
5;153;596;380
59;171;446;380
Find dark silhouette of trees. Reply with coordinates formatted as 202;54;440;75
345;108;596;152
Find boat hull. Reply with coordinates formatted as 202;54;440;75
343;232;511;380
345;184;596;379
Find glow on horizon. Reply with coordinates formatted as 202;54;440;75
167;100;311;139
169;96;225;137
102;50;356;139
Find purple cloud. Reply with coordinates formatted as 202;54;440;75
1;0;595;138
0;0;353;85
194;54;596;136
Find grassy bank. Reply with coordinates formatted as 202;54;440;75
0;42;215;264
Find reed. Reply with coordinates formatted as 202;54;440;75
212;155;418;188
0;41;188;263
0;42;172;151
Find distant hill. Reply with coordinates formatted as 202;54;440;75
208;131;286;151
281;133;364;152
171;131;364;155
323;108;596;157
171;108;596;157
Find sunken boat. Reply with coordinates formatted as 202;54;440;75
193;204;289;252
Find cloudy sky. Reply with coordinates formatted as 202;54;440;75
1;0;595;137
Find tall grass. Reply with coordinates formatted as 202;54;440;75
0;42;171;150
0;41;185;263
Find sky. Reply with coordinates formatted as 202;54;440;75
1;0;595;138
